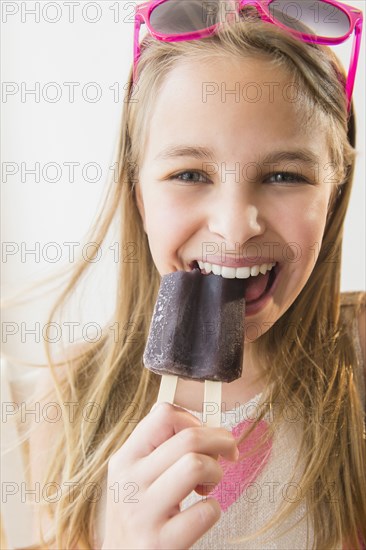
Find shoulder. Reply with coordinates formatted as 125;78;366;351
31;343;91;393
356;294;366;369
340;290;366;372
26;345;89;464
1;355;48;405
340;290;365;308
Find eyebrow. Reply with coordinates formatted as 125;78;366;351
261;150;319;166
153;145;320;165
154;145;216;162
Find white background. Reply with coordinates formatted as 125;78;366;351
1;0;365;363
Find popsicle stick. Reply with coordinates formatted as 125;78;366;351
203;381;222;427
157;374;178;404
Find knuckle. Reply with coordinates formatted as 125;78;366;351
198;498;221;526
184;452;205;474
153;401;176;418
178;427;202;450
107;447;127;474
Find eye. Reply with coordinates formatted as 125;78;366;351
265;172;309;184
169;171;210;184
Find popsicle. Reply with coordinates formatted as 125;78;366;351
143;268;246;426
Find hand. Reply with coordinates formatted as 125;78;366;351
101;402;239;550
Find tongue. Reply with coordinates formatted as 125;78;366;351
245;271;270;303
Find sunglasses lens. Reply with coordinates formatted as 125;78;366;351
149;0;351;39
269;0;351;39
150;0;220;35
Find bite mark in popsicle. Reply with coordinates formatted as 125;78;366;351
144;269;246;426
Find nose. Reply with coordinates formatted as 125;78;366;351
207;179;266;249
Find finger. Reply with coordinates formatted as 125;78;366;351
147;453;223;518
161;498;221;549
120;402;202;462
141;426;238;486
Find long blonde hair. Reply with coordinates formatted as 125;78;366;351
11;13;365;550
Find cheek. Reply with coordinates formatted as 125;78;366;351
299;200;329;257
143;190;198;269
259;192;331;325
145;191;193;238
274;192;330;272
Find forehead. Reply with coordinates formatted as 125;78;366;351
144;56;328;163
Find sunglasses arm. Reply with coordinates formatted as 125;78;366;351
346;19;363;113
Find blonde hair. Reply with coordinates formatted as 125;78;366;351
10;13;365;550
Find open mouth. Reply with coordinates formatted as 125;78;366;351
253;264;277;304
190;260;278;304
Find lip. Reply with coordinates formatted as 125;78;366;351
245;262;282;316
189;255;277;269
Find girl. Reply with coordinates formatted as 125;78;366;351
1;0;365;548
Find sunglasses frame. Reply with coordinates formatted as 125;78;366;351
133;0;363;112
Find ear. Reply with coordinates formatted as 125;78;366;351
135;183;146;232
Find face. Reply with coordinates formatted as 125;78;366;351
135;56;335;340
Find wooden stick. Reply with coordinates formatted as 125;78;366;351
203;381;222;427
157;374;178;404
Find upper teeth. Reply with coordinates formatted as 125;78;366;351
197;261;276;279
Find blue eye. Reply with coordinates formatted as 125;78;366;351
170;171;210;184
168;170;310;185
266;172;308;184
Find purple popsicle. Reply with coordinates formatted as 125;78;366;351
143;269;246;383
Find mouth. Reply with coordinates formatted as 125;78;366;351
189;259;279;308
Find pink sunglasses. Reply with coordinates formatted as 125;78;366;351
133;0;363;112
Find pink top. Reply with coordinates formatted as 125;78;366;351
180;393;316;549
